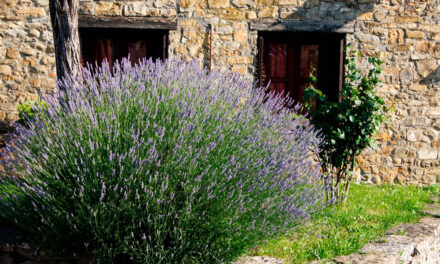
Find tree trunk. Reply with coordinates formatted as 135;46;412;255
49;0;81;83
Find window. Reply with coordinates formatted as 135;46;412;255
258;32;345;104
79;28;168;68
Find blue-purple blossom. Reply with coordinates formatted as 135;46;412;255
0;59;323;264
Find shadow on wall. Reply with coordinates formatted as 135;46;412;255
0;121;14;148
203;25;211;70
278;0;380;31
279;0;440;86
421;66;440;84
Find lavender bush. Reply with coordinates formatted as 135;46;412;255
0;59;323;263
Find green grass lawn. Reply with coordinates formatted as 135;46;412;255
251;183;439;263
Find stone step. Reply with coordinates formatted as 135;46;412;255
236;256;284;264
310;217;440;264
429;196;440;203
421;203;440;217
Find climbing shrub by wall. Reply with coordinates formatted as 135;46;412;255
304;46;388;203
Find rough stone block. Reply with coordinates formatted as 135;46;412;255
124;2;149;16
208;0;229;8
373;10;387;21
417;147;438;160
257;6;279;18
274;0;297;5
80;2;96;15
0;0;18;8
180;0;198;8
40;57;54;67
392;147;408;159
15;7;46;17
246;11;257;19
31;78;40;88
389;29;404;44
233;30;248;42
409;84;427;91
407;30;425;39
395;16;419;23
357;11;373;21
232;0;256;8
28;29;40;38
428;107;440;116
146;8;162;17
416;59;437;77
6;48;19;59
415;41;433;53
95;2;122;16
0;65;12;76
399;68;414;85
36;0;49;6
232;65;247;75
227;56;253;64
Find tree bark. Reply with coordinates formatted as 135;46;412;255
49;0;81;83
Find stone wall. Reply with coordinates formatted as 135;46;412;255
352;0;440;185
0;0;56;121
0;0;439;185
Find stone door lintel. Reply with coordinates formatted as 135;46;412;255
78;15;178;30
249;19;355;34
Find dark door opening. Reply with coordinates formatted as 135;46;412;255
79;28;168;69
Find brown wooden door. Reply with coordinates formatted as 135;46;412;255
258;32;344;105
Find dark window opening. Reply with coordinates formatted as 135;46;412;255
258;32;345;105
79;28;168;69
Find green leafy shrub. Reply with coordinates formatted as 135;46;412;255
0;59;323;263
17;98;47;126
303;45;388;203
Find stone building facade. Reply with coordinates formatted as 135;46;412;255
0;0;439;184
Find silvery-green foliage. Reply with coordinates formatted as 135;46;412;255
0;59;323;263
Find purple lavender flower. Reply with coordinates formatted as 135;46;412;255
0;58;323;264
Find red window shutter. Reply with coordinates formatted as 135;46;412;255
98;38;113;69
338;38;344;101
258;35;265;88
163;34;168;61
267;43;289;98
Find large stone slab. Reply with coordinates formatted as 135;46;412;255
313;217;440;264
421;203;440;217
236;256;284;264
